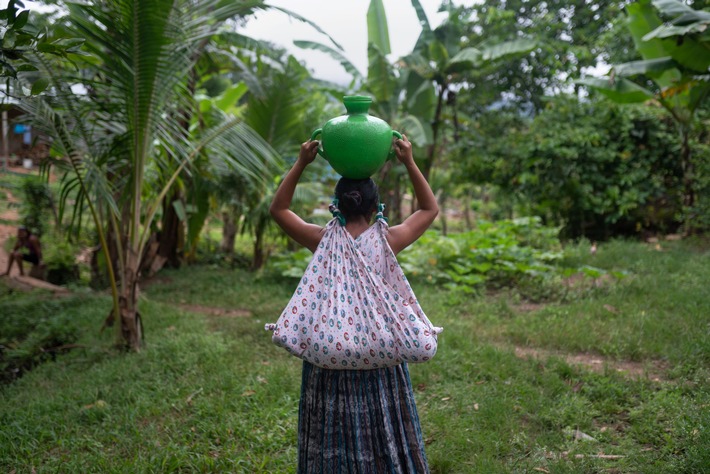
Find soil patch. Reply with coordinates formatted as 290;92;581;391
512;345;669;382
176;303;251;318
511;302;546;313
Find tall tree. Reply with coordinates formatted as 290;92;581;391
400;3;536;180
20;0;280;350
461;0;632;113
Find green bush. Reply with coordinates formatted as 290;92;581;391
19;177;53;236
466;97;684;238
401;218;629;300
399;217;565;292
42;238;80;285
264;247;313;279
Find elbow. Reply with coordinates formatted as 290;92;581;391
430;204;440;219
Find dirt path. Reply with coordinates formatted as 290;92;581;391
512;345;669;382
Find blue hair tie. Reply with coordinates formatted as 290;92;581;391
329;199;346;226
376;202;388;223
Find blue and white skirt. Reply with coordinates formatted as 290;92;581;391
298;361;430;473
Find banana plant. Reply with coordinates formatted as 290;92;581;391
578;0;710;229
400;4;536;180
210;52;328;268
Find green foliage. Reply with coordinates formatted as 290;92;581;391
691;134;710;230
578;0;710;232
399;217;567;294
18;176;52;236
0;1;82;92
0;293;82;383
265;247;313;279
42;238;80;285
462;0;631;113
466;97;683;238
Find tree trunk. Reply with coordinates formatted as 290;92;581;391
252;225;265;270
423;83;447;181
91;213;123;290
463;195;473;231
221;211;237;254
157;192;185;268
120;249;143;351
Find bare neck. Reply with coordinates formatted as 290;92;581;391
344;215;371;239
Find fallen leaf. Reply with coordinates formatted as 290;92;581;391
441;397;450;401
603;304;619;314
473;403;479;411
241;390;256;397
186;388;203;405
565;428;598;442
533;468;549;473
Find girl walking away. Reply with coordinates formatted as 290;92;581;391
269;135;439;473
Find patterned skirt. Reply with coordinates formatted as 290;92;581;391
298;361;430;474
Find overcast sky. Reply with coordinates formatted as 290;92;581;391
241;0;476;84
3;0;476;84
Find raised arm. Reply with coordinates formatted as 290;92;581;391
269;140;325;253
386;135;439;255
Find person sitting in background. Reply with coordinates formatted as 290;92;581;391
2;226;42;277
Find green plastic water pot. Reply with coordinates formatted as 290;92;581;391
311;96;402;179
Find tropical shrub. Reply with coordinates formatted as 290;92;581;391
399;217;565;291
264;247;313;280
19;177;53;236
42;238;80;285
464;97;684;238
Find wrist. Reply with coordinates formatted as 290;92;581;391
403;158;418;170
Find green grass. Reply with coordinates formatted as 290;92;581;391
1;239;709;473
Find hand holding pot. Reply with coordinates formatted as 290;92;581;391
393;134;414;166
298;140;320;167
